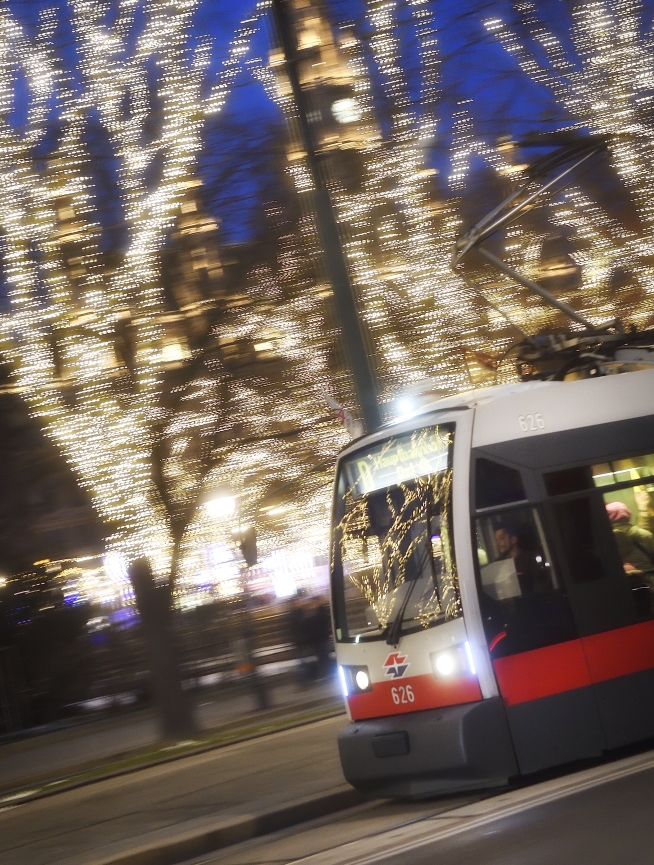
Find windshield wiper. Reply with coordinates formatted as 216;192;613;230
384;545;431;646
384;578;417;646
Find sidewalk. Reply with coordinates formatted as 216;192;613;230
0;713;359;865
0;676;342;794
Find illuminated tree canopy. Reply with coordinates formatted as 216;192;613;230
0;0;653;611
0;1;276;588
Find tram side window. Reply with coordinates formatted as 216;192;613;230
604;490;654;574
603;487;654;616
551;496;614;585
592;452;654;493
595;452;654;618
475;458;527;510
544;466;593;496
546;454;654;618
545;452;654;500
475;507;576;657
476;508;556;600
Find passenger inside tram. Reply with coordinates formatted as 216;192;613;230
476;507;576;656
633;485;654;534
605;500;654;582
494;524;550;595
477;515;552;603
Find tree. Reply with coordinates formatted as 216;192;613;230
260;0;508;395
4;0;653;738
0;0;275;739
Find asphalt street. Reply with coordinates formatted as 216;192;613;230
4;702;654;865
390;768;654;865
192;748;654;865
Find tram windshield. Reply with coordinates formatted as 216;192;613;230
331;424;461;642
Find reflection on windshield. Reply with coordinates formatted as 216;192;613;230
333;426;460;641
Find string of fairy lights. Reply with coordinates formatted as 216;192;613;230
0;0;653;607
173;199;352;597
265;0;500;400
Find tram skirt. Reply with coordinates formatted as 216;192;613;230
337;697;518;798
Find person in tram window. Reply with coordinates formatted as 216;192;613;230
634;485;654;535
605;501;654;582
494;524;547;595
479;517;572;657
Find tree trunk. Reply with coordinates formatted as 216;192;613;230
129;558;197;741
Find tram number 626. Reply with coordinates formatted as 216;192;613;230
391;685;415;705
518;412;545;432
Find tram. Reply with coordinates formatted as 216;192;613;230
330;359;654;797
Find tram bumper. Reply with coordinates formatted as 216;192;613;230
337;697;517;798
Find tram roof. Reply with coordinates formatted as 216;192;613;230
338;366;654;460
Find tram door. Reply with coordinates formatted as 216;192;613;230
474;458;605;774
545;454;654;750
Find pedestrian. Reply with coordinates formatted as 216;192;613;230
307;596;332;680
288;591;312;687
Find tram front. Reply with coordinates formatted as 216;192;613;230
330;414;517;798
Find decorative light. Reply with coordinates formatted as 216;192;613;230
205;494;236;520
483;1;654;334
332;97;361;124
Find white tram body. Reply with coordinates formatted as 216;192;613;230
330;367;654;797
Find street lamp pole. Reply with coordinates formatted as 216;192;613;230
203;490;269;711
269;0;382;433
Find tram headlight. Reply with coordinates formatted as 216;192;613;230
340;665;373;695
433;650;457;676
430;642;475;679
355;669;370;691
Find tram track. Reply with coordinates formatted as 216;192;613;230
290;747;654;865
203;744;654;865
207;790;490;865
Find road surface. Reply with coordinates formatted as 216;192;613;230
201;747;654;865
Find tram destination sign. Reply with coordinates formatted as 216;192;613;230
343;425;452;496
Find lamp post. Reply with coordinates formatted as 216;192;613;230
269;0;382;434
203;490;269;711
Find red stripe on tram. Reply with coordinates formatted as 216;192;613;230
348;672;482;721
582;619;654;683
493;622;654;707
493;639;591;707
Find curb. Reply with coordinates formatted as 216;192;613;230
92;786;366;865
